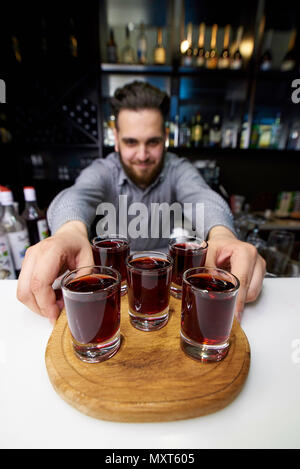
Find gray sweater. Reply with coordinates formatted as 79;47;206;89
47;152;235;251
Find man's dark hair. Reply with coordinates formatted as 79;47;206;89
111;81;170;129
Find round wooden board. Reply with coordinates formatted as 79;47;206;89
45;295;250;422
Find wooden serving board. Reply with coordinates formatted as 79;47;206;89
45;295;250;422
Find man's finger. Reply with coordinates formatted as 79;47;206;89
229;244;258;315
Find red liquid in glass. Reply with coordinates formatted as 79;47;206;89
92;239;129;281
181;273;235;345
127;257;172;316
65;274;120;344
170;242;207;286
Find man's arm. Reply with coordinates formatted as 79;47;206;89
17;158;110;323
173;157;235;239
47;158;110;235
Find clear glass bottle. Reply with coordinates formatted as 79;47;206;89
121;25;135;64
22;186;49;246
0;188;30;276
137;23;147;64
231;26;244;69
0;219;16;280
209;115;222;147
260;30;273;71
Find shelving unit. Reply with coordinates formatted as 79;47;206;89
1;0;300;214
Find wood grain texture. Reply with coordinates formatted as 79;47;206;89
45;295;250;422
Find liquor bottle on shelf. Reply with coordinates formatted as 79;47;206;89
107;28;118;63
11;34;22;63
231;26;244;69
205;24;218;69
218;25;231;69
169;115;179;147
287;121;300;150
209;115;222;147
154;27;166;65
202;122;210;147
281;29;297;71
179;117;191;147
121;25;135;64
194;23;206;67
22;186;49;246
137;23;147;64
0;188;30;277
69;18;78;59
192;114;203;147
0;219;16;280
181;22;194;66
270;114;282;149
259;30;273;71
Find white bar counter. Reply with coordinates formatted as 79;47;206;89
0;278;299;449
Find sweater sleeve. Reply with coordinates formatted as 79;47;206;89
47;158;110;235
174;157;235;239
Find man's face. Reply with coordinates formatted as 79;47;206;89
114;109;166;189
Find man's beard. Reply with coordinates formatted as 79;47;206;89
119;150;166;189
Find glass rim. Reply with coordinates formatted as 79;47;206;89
182;266;240;294
126;251;173;272
92;234;130;248
61;265;121;295
168;236;208;251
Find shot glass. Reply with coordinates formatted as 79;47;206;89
266;230;295;276
181;267;240;362
92;234;130;295
61;266;121;363
169;236;208;299
126;251;173;331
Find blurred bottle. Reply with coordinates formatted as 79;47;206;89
260;30;273;71
137;23;147;64
218;25;231;69
154;27;166;64
270;113;282;149
240;115;250;148
281;29;297;71
206;24;218;69
179;117;191;147
122;25;135;64
194;23;206;67
107;28;118;63
181;22;193;66
11;33;22;63
22;186;49;246
0;188;30;276
69;18;78;59
287;121;300;149
202;122;210;147
231;26;243;69
0;219;16;280
209;115;222;147
192;114;203;147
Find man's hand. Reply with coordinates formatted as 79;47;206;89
206;225;266;320
17;221;94;324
